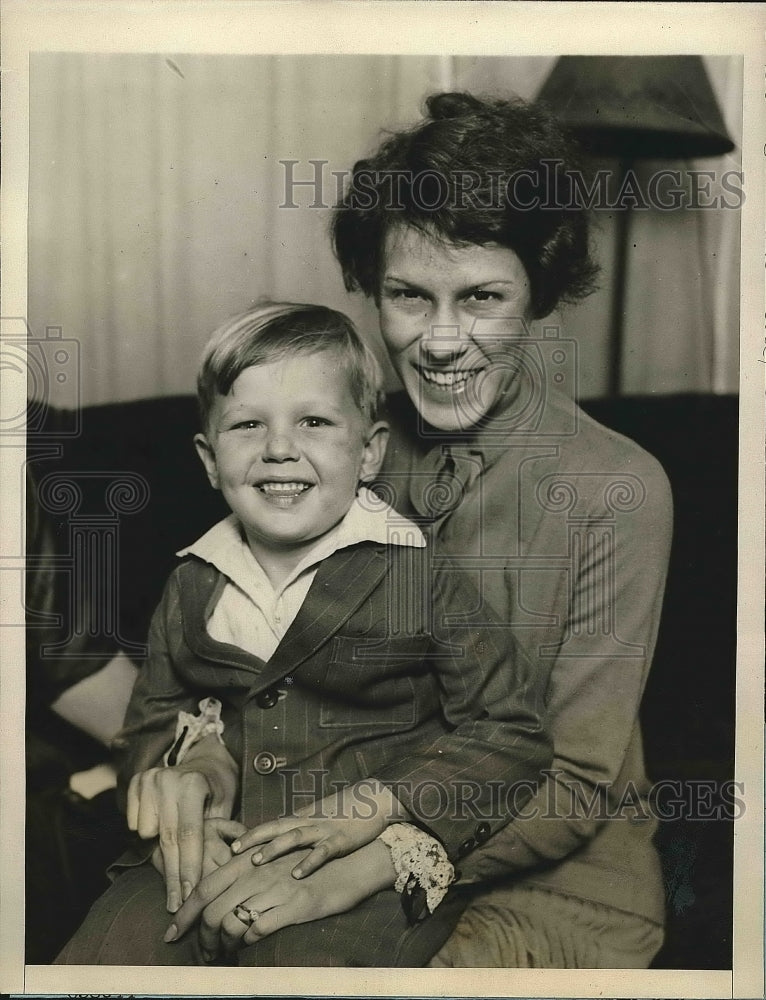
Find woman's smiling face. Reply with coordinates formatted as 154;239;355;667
378;225;534;432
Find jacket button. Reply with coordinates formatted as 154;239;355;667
458;837;476;857
253;751;279;774
475;822;491;843
255;687;280;709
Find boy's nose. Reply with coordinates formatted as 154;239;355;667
262;430;299;462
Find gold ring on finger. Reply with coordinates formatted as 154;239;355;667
233;904;260;925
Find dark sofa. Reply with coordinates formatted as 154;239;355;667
25;392;738;968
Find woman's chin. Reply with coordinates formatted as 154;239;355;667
403;373;500;433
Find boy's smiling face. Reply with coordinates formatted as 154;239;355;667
195;349;387;568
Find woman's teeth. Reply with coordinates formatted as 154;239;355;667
420;367;480;389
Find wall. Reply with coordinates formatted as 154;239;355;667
28;54;742;408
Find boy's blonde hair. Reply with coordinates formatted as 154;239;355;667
197;301;384;431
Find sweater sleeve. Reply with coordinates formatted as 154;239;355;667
459;450;673;882
374;549;552;861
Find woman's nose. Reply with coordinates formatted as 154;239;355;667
262;428;299;462
420;303;469;362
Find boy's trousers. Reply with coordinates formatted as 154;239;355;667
55;861;471;967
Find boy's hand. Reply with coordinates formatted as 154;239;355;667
151;817;247;881
201;817;249;877
127;733;240;913
231;779;408;878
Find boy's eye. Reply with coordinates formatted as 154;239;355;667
232;419;262;430
301;416;332;428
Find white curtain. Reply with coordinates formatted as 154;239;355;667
28;54;741;408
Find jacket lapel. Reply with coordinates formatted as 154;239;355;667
180;560;268;680
177;544;389;695
251;542;389;693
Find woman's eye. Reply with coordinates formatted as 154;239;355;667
388;287;425;302
467;290;501;303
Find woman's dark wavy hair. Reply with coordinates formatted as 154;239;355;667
332;91;599;319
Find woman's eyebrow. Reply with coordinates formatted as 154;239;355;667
456;280;520;296
383;275;424;287
383;276;520;295
460;278;519;289
471;279;518;286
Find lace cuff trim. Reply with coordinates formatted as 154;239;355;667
379;822;455;914
162;697;224;767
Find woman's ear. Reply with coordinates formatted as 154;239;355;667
194;433;220;490
359;421;390;483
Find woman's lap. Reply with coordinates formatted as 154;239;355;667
429;883;664;969
56;860;663;970
55;862;469;967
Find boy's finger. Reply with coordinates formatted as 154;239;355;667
135;778;162;840
176;786;208;901
158;796;182;913
209;818;248;842
151;843;166;876
126;773;141;831
202;819;249;874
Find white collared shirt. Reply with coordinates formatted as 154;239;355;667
177;487;424;662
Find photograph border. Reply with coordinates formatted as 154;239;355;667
2;2;763;997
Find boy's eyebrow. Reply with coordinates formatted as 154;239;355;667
216;398;351;419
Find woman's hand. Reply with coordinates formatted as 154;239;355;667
165;839;397;960
231;780;407;878
127;733;240;913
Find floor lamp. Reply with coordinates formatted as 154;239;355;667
537;56;734;397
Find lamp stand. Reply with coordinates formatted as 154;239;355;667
607;158;632;398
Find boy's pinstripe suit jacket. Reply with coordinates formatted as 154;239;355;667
114;539;551;864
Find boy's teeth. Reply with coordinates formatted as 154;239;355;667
258;482;310;494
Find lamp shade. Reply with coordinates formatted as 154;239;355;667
537;56;734;159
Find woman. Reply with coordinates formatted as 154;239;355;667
330;90;672;968
59;91;671;969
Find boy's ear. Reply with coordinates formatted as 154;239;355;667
359;420;390;483
194;433;220;490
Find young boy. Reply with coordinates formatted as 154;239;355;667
57;302;550;967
